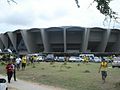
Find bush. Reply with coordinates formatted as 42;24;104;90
63;62;67;65
83;70;90;73
65;66;72;69
77;63;80;66
1;61;6;65
50;62;55;65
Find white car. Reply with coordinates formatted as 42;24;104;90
45;54;54;62
112;60;120;68
37;56;44;62
69;56;83;62
57;57;65;62
0;78;8;90
94;57;101;63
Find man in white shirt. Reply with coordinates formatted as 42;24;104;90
16;57;21;71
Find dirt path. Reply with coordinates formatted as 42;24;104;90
0;75;66;90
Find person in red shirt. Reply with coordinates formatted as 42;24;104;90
6;60;14;83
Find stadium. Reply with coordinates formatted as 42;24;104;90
0;26;120;55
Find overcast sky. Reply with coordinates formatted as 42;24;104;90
0;0;120;33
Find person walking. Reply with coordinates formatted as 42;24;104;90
16;56;21;71
6;60;14;83
21;55;27;70
98;58;108;83
12;61;17;81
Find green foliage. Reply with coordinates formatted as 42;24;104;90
75;0;118;21
1;61;6;65
63;61;67;65
32;65;36;68
94;0;117;19
50;61;55;65
65;66;72;69
51;65;56;67
41;67;45;70
77;63;80;66
83;70;91;73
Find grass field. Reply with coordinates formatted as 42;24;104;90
0;62;120;90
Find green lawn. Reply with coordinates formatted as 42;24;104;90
0;62;120;90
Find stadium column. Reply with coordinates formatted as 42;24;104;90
0;34;5;50
20;30;32;53
63;28;67;52
81;28;90;52
97;29;111;52
0;34;8;49
109;30;120;52
7;32;17;52
41;29;50;52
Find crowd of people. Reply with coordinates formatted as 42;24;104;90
0;53;113;84
0;54;29;83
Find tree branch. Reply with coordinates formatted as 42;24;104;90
7;0;17;4
75;0;80;8
75;0;120;28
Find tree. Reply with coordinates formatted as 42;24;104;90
75;0;119;26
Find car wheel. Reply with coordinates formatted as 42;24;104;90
6;87;8;90
112;66;115;68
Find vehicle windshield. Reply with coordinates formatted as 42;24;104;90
0;79;6;83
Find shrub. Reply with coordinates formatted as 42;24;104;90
83;70;90;73
1;61;6;65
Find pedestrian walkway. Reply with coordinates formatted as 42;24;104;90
0;74;66;90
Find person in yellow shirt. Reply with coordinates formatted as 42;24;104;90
21;55;27;70
98;58;108;83
83;56;89;63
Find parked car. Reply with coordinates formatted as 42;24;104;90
0;49;2;53
3;49;12;54
69;56;83;62
89;56;94;62
112;59;120;68
94;56;101;63
36;56;44;62
45;54;54;62
103;57;111;63
79;54;94;62
0;78;8;90
57;57;65;62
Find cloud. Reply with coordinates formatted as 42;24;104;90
0;0;37;26
0;0;71;26
1;11;35;26
0;0;120;33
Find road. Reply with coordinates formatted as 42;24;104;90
0;75;66;90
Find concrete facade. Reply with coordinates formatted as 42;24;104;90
0;26;120;54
